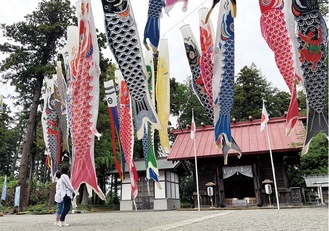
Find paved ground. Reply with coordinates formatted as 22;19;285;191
0;207;327;231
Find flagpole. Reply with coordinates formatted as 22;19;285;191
191;109;200;211
265;124;280;210
193;132;201;211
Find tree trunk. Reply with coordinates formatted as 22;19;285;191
81;185;89;205
17;77;43;211
26;151;35;207
35;151;40;181
12;126;24;173
25;155;33;205
48;183;56;209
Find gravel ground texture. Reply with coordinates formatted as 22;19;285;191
0;207;327;231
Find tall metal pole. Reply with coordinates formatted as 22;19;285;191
265;125;280;210
193;135;200;211
192;108;200;211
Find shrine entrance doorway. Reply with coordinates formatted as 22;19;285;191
223;166;256;205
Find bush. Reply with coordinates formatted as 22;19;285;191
0;204;12;214
181;202;193;208
28;179;52;206
106;191;120;210
180;175;194;204
0;175;18;207
28;203;50;214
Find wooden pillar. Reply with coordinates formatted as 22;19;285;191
215;165;219;207
283;157;291;204
218;166;225;207
253;163;262;206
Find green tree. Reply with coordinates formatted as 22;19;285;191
92;32;122;203
170;77;189;117
232;64;270;120
288;133;328;187
297;90;307;116
269;91;291;116
299;133;328;175
231;64;290;121
34;113;48;183
94;92;114;201
0;104;20;175
180;175;194;206
0;0;75;211
171;76;212;129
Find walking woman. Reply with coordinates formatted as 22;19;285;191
54;171;63;225
58;165;75;227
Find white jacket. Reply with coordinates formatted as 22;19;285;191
60;174;75;199
55;178;63;203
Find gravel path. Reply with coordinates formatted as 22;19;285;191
0;207;327;231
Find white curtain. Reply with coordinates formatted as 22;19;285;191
223;166;253;179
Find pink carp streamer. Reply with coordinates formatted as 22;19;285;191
118;74;139;201
199;7;214;107
259;0;300;134
70;0;105;200
165;0;188;14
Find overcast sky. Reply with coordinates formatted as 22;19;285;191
0;0;290;100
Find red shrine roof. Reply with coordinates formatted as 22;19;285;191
168;117;306;161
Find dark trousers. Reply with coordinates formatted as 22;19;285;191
60;195;71;222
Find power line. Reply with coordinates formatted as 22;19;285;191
161;0;209;37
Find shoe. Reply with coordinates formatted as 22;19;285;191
54;221;58;226
58;221;63;227
64;222;70;227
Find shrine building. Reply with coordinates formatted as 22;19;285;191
168;116;306;207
